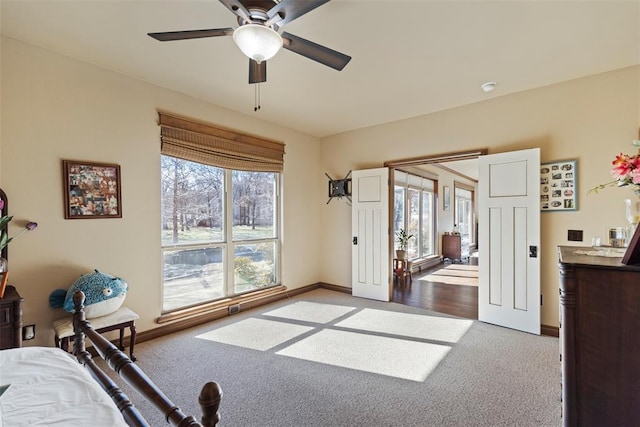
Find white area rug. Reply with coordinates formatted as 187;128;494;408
263;301;356;324
421;264;479;286
276;329;451;382
196;318;313;351
336;308;473;343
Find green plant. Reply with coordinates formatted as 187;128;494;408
0;199;38;251
396;229;414;250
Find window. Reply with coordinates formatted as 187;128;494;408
158;113;284;312
393;171;436;260
454;183;475;253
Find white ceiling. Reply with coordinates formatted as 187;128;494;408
1;1;639;139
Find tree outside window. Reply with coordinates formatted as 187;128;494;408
161;155;279;312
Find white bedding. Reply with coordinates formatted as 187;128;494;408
0;346;128;426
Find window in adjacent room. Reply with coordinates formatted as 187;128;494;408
454;182;475;255
393;171;436;260
158;113;284;312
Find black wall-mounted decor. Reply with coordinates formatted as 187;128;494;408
325;171;352;205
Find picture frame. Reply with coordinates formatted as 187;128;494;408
540;159;577;212
443;186;450;211
622;225;640;266
62;159;122;219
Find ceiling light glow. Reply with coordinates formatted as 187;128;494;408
233;24;283;63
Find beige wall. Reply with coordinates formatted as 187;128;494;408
320;65;640;328
3;37;639;345
1;37;324;346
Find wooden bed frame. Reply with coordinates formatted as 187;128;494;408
71;290;222;427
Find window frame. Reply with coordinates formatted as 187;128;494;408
157;113;284;315
393;170;436;261
454;181;475;248
160;159;282;313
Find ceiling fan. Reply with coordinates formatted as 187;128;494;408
148;0;351;84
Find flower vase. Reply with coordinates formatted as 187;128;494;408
624;195;640;246
0;257;7;298
625;197;640;242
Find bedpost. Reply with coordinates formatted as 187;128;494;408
72;291;88;360
199;382;223;427
72;290;221;427
72;291;148;427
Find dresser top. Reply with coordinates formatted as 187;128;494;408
1;285;22;302
558;245;640;271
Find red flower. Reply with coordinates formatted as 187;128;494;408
611;153;635;179
591;147;640;195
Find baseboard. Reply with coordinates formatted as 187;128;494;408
318;282;351;294
541;324;559;337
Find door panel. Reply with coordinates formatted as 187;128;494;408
514;207;528;311
479;148;540;334
352;168;390;301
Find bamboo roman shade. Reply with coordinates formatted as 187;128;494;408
158;112;285;172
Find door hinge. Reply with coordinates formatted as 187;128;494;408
540;295;543;306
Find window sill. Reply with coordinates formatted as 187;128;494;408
156;285;288;325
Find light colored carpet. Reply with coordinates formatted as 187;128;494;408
277;328;450;382
196;318;314;351
335;308;473;343
102;288;560;427
263;301;357;324
198;303;470;382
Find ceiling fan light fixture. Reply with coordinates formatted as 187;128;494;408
233;24;283;63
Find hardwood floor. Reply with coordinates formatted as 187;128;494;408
392;262;478;320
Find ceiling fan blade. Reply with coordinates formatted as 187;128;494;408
249;59;266;84
267;0;331;26
148;28;233;42
282;32;351;71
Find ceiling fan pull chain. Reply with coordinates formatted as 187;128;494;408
254;83;261;112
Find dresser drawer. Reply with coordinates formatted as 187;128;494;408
0;305;11;325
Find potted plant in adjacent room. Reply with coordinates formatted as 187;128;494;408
395;229;413;260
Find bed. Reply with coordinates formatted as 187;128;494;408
0;291;222;426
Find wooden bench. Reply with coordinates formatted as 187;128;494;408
54;306;139;361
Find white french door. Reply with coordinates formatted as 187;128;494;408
478;148;541;334
351;167;391;301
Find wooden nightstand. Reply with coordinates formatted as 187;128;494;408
0;285;24;349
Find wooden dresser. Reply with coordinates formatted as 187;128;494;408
557;246;640;426
0;285;23;349
442;234;461;261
